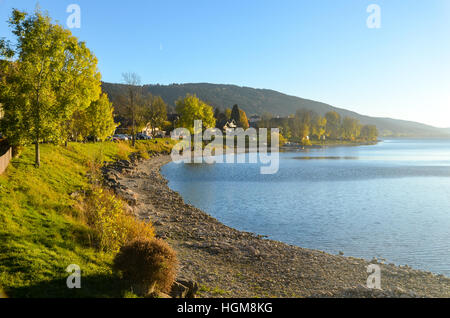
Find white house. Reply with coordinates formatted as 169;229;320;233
223;119;237;133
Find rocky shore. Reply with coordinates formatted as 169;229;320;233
103;154;450;298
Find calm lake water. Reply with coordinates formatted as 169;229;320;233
161;139;450;276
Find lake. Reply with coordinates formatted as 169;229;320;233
161;139;450;276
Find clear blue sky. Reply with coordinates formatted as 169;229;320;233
1;0;449;127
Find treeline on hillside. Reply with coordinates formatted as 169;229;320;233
256;110;378;144
102;82;445;138
102;82;335;118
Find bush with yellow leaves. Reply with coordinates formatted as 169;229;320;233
81;186;154;253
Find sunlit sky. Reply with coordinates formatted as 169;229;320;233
1;0;449;127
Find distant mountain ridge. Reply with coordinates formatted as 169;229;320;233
102;82;450;137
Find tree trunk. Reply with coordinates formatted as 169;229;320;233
35;141;40;168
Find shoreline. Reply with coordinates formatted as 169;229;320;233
281;140;380;151
104;154;450;298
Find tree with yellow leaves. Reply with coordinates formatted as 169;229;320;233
0;9;102;166
175;94;216;133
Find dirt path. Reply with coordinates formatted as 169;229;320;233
104;154;450;298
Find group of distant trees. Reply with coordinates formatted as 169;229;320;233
172;98;377;145
256;110;378;144
214;104;249;130
174;94;215;134
172;97;254;134
114;72;168;146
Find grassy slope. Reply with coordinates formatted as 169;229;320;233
0;139;174;298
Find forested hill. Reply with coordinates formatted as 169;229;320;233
102;82;449;137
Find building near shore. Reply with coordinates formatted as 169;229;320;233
223;119;237;133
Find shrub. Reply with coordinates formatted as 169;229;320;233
120;212;155;244
113;239;178;296
86;157;103;185
81;187;154;253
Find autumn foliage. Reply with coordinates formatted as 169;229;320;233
113;239;178;296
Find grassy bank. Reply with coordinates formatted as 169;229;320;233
0;139;174;298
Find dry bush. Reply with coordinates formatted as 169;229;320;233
81;186;154;253
113;239;178;296
120;212;155;244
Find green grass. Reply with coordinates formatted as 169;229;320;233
0;139;174;298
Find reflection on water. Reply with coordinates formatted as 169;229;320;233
161;139;450;275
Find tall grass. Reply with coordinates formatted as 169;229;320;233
79;186;155;253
